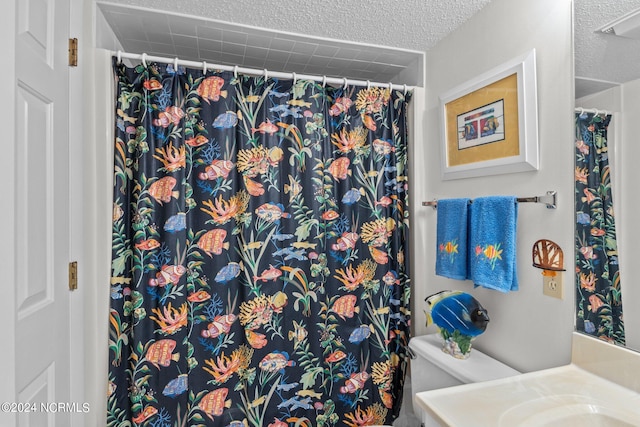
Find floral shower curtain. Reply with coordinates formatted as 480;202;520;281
575;112;624;345
108;59;412;427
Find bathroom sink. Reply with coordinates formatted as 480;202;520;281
499;395;638;426
511;406;636;427
414;364;640;426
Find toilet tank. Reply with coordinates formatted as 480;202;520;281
408;334;520;426
409;334;520;393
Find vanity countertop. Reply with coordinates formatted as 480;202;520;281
414;333;640;426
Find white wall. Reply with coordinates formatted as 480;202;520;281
413;0;575;372
577;81;640;350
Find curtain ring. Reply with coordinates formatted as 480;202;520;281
202;61;207;74
366;80;371;90
116;50;122;64
141;53;147;68
403;84;408;95
234;65;238;78
264;68;268;80
173;57;179;71
322;75;327;88
343;77;348;90
292;72;297;84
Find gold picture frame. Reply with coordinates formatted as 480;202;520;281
440;50;539;180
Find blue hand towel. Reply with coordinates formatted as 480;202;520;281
469;196;518;292
435;198;470;280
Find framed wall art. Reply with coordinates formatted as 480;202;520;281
439;49;539;180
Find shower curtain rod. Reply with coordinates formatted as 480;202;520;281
575;107;614;115
113;50;414;93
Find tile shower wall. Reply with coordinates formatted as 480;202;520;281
96;2;424;85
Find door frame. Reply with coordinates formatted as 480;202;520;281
0;0;86;425
0;2;17;423
69;0;86;424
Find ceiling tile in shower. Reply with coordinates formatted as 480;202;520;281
242;56;267;69
122;40;152;53
222;30;249;45
245;46;269;61
354;70;383;80
266;49;291;63
96;2;424;86
363;61;386;71
198;39;222;53
313;45;340;58
372;52;403;65
350;60;373;72
148;42;176;56
269;38;296;52
114;27;148;42
327;57;353;69
175;47;199;60
333;48;360;60
306;55;333;67
292;42;319;55
263;59;286;71
198;49;224;62
197;26;223;41
287;52;311;66
148;31;173;45
247;34;272;49
140;14;170;32
371;65;405;79
353;50;381;62
221;41;246;55
168;17;198;37
172;34;198;48
214;52;245;66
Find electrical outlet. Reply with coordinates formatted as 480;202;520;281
543;274;563;299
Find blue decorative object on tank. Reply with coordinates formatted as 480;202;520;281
424;290;490;359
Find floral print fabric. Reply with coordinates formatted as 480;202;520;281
575;112;624;345
108;59;412;427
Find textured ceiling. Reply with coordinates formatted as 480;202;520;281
574;0;640;98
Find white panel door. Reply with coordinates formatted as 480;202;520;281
7;0;72;425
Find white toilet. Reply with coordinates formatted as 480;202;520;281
408;334;520;426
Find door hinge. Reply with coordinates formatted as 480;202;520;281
69;261;78;290
68;38;78;67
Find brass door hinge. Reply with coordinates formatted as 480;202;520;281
68;38;78;67
69;261;78;290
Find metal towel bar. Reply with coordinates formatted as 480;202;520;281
421;190;557;210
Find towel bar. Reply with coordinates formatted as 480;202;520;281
422;190;557;210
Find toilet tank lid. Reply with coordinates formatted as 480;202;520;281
409;334;520;384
